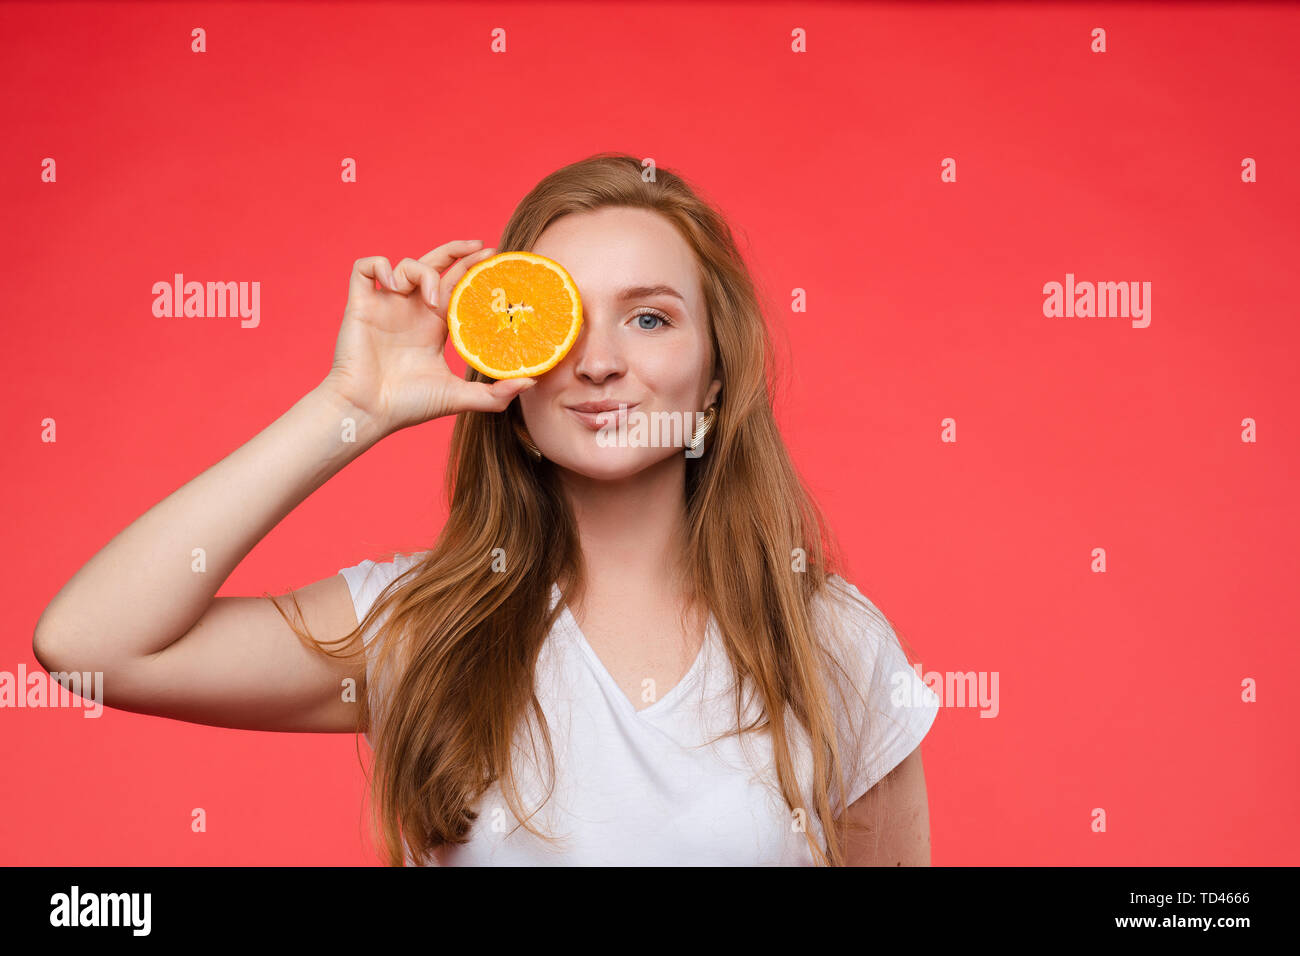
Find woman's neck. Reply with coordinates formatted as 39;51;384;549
556;455;692;602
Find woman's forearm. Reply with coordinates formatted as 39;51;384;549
33;379;387;670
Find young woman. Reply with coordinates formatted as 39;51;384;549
33;152;939;866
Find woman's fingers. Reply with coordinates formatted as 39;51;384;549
450;375;536;413
348;255;398;302
351;242;496;312
417;239;487;272
391;257;440;308
436;245;497;312
379;244;500;313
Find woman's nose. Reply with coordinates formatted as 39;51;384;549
572;317;626;383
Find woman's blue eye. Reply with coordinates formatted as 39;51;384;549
635;310;671;330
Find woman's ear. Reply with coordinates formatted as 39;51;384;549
705;377;722;407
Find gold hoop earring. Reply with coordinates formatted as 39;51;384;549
688;404;718;454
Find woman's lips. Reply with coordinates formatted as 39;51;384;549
565;403;638;431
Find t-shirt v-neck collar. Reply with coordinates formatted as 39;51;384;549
550;582;715;722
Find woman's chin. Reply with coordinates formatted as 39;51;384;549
549;444;681;481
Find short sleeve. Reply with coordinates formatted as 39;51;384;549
817;576;940;813
337;550;431;731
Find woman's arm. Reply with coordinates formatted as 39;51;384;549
839;747;932;865
30;383;390;732
33;383;383;670
31;243;533;733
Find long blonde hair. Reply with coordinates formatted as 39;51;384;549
275;152;904;865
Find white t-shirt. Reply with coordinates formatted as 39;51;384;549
338;551;939;866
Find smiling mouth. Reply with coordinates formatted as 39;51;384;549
565;403;638;431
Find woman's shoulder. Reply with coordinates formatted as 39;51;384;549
810;573;897;659
808;573;935;714
338;548;431;578
810;573;941;804
337;549;433;628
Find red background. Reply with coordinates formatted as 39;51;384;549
2;1;1296;865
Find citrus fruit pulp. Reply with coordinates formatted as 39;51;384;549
447;251;583;379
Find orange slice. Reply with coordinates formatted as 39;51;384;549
447;251;583;379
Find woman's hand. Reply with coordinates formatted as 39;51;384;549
321;239;537;434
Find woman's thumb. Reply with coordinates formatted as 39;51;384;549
460;376;536;412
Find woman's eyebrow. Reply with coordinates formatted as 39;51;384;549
615;284;686;304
